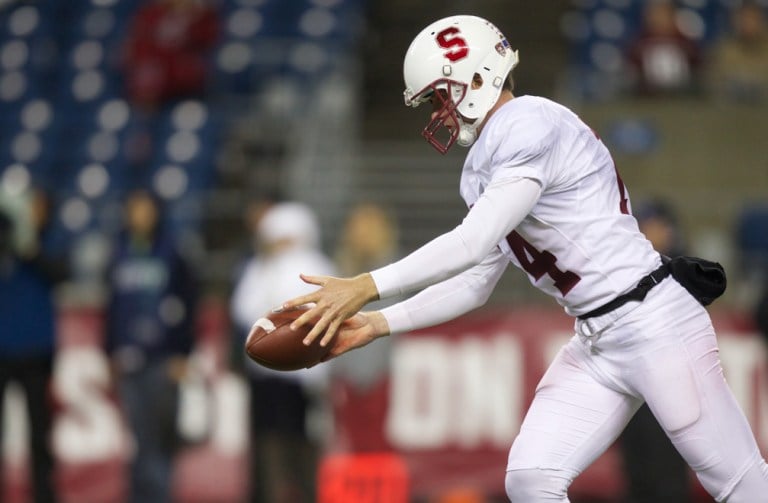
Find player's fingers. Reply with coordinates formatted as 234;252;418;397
302;312;331;345
299;273;328;286
291;306;322;332
272;303;306;314
319;318;342;347
283;293;318;312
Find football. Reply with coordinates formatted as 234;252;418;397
244;306;330;371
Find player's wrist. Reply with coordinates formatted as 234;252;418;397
367;311;391;338
378;304;413;335
369;266;402;299
357;272;380;302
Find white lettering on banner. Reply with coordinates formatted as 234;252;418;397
718;334;768;443
209;374;250;455
51;346;250;464
453;335;522;448
387;338;452;449
3;312;762;486
386;333;523;449
52;347;127;463
385;328;768;453
2;383;29;463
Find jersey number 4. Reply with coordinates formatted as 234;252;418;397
506;231;581;296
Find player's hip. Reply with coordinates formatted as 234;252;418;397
570;276;716;381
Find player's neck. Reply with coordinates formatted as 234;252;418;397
494;90;515;111
477;91;515;135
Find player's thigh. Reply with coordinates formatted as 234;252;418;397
634;315;763;496
507;339;639;474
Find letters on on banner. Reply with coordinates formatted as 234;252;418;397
1;306;765;502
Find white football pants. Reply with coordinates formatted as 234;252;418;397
506;277;768;502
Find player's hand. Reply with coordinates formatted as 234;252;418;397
316;311;390;363
281;273;379;347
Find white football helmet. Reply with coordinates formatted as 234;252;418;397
403;15;519;153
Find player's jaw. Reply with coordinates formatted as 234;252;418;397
429;89;458;129
430;111;456;132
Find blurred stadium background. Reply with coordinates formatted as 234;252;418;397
0;0;767;502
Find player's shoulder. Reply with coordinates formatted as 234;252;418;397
496;95;563;126
489;96;562;142
505;94;553;113
482;96;562;165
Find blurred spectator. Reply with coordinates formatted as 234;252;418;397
230;201;336;503
619;198;690;503
633;198;686;259
242;194;283;254
757;282;768;348
104;189;198;503
335;203;399;279
225;194;282;372
121;0;220;112
755;210;768;350
0;188;68;503
707;2;768;104
625;0;702;97
332;203;399;392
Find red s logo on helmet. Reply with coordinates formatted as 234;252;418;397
436;27;469;62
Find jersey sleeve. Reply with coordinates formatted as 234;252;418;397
487;108;557;187
370;177;541;298
379;247;509;334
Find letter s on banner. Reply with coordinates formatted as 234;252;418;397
53;347;127;463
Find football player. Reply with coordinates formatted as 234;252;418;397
282;15;768;502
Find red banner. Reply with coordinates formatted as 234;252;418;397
2;304;765;502
2;301;249;503
330;307;768;502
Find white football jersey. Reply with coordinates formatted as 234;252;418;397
460;95;660;315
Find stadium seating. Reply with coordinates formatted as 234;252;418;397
0;0;364;278
559;0;735;100
735;204;768;276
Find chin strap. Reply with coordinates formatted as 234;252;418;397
455;91;497;148
457;126;477;147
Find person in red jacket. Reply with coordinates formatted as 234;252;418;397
122;0;220;111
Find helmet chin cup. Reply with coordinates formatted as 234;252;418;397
457;127;476;147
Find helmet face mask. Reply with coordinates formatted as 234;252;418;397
416;79;467;154
403;15;519;154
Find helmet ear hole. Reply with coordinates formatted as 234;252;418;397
472;73;484;90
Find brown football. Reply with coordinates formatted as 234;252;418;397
244;307;330;371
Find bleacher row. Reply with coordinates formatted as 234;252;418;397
0;0;364;268
560;0;768;99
